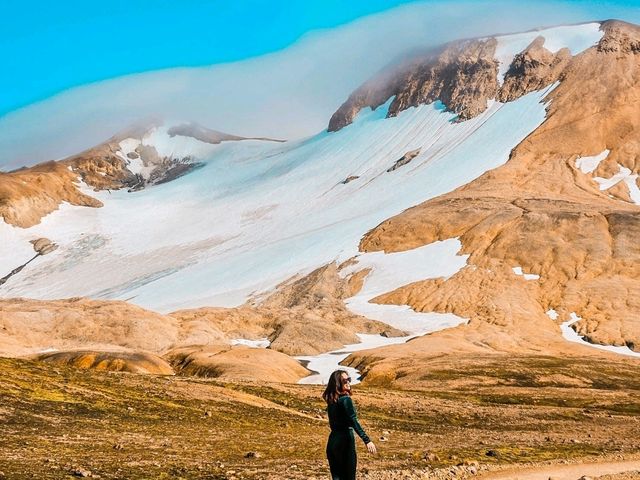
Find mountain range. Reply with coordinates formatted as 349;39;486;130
1;19;639;386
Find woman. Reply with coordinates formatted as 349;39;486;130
323;370;377;480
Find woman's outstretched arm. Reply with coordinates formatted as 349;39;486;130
342;396;375;449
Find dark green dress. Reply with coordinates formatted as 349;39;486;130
326;394;371;480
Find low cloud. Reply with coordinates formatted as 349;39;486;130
1;0;638;169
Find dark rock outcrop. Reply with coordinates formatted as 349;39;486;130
328;22;624;132
387;148;421;172
328;38;500;131
497;36;571;102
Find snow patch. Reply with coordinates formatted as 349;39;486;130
512;266;540;280
115;137;152;178
230;338;270;348
546;309;559;320
561;312;640;358
298;239;469;384
118;138;141;155
626;176;640;205
594;164;633;190
593;164;640;204
342;239;468;333
38;348;58;354
575;149;609;174
298;333;411;385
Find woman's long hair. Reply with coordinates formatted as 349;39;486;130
322;369;351;405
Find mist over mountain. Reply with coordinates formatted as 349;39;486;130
2;1;639;170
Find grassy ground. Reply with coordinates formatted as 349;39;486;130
1;355;639;479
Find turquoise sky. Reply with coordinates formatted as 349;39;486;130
0;0;420;115
1;0;639;118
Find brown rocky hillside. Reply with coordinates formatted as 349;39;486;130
0;264;401;381
344;20;640;384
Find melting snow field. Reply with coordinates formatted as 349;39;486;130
298;239;468;384
0;89;552;312
341;239;468;332
560;312;640;358
297;333;412;385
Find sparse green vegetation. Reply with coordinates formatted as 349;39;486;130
1;355;639;479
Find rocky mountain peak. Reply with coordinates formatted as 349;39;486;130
328;21;613;132
598;19;640;53
0;121;268;228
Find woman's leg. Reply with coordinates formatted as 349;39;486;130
345;431;357;480
327;432;352;479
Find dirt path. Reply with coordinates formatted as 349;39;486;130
479;459;640;480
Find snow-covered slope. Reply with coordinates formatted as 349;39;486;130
492;22;603;83
0;87;552;312
101;123;252;188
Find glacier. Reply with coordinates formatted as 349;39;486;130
0;88;553;313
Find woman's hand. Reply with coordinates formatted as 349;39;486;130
366;441;377;454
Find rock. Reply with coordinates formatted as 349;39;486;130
328;37;500;131
485;449;500;458
578;477;593;480
204;410;212;417
497;36;570;102
379;436;388;442
341;175;359;184
71;467;92;477
30;237;57;255
387;148;421;172
245;451;261;458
